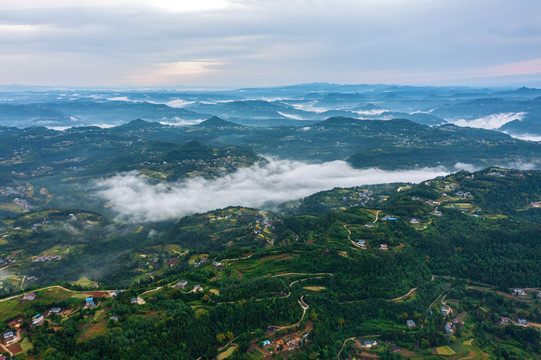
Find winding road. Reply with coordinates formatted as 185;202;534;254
387;287;417;302
373;210;381;223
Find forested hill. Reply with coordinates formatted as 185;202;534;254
0;125;261;184
2;116;540;174
0;168;540;359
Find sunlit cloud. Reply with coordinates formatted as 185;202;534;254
483;58;541;77
126;60;226;85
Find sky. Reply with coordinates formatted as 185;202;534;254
1;0;541;87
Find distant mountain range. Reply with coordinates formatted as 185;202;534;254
1;84;541;137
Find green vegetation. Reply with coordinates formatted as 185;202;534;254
0;125;540;359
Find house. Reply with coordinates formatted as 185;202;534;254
513;288;526;296
357;240;366;247
409;218;420;224
276;339;284;346
8;318;24;329
499;317;510;324
407;320;416;328
288;337;302;346
444;322;454;334
263;340;271;347
130;297;138;304
3;331;15;345
364;223;375;228
433;210;443;216
109;315;120;322
193;284;203;292
380;243;388;250
212;261;223;269
518;319;528;327
174;280;188;289
48;307;61;316
440;306;450;315
32;314;44;326
111;290;123;297
383;216;397;221
360;340;377;348
85;297;95;308
24;292;36;301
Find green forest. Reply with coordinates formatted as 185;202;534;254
0;167;539;359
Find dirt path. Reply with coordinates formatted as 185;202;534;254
343;224;366;249
344;224;352;240
373;210;381;223
0;284;125;304
0;343;13;357
267;296;310;332
137;286;163;304
271;272;333;278
217;336;241;352
423;290;447;326
387;287;417;302
337;335;381;360
0;284;78;303
221;253;256;262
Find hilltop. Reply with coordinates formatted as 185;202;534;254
197;116;244;128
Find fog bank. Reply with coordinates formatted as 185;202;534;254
95;159;450;223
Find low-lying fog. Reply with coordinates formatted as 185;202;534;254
96;158;452;222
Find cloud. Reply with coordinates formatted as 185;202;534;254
354;109;388;116
2;0;541;86
453;163;480;172
0;24;47;32
95;158;449;222
164;99;196;108
290;102;331;113
126;60;226;85
158;118;205;126
277;111;304;120
450;112;525;130
497;160;538;171
106;96;132;101
505;133;541;142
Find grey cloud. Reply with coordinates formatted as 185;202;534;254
1;0;541;86
95;158;450;223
